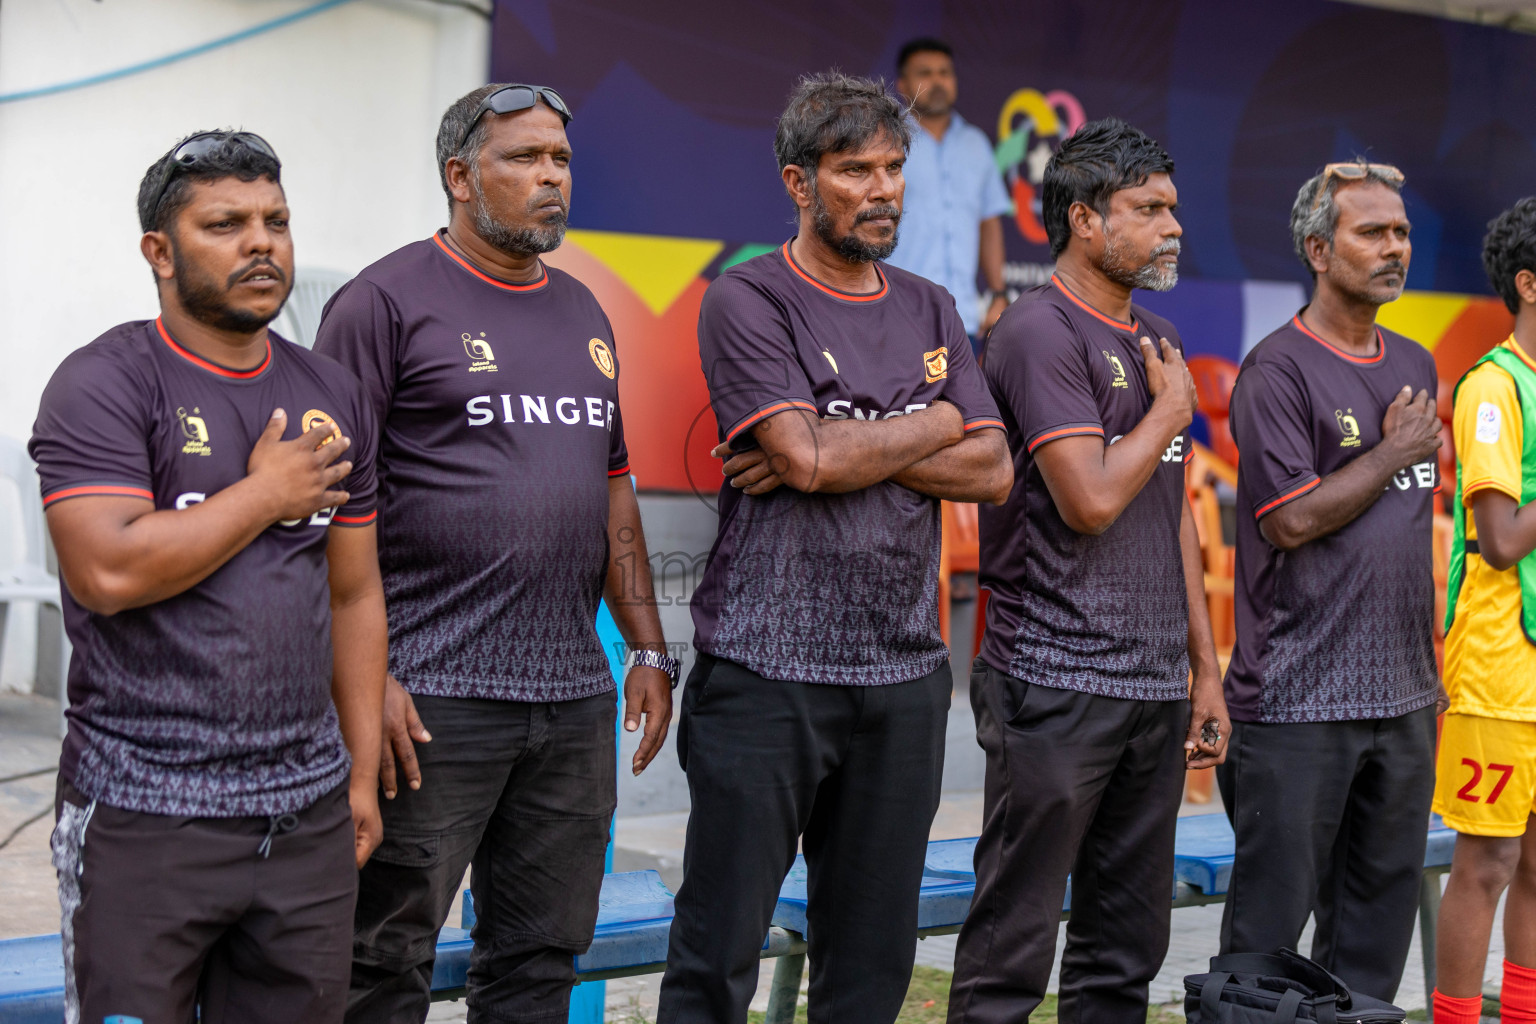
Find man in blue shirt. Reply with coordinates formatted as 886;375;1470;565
887;38;1014;353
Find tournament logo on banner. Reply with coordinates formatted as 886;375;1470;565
993;88;1086;249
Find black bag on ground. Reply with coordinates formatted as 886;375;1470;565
1183;949;1406;1023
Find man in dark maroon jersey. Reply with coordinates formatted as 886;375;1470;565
30;131;385;1024
314;83;676;1022
948;118;1228;1024
655;73;1011;1024
1217;162;1443;1001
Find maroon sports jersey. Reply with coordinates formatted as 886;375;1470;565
314;233;629;703
29;319;378;817
692;242;1003;685
979;277;1192;701
1225;315;1439;723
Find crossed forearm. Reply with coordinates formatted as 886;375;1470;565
891;428;1012;504
754;403;963;493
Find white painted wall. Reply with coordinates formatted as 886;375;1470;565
0;0;490;441
0;0;490;689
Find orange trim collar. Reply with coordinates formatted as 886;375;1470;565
1291;315;1384;365
155;318;271;379
781;243;888;302
1051;275;1139;334
431;233;549;292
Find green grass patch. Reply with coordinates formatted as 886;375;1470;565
744;965;1185;1023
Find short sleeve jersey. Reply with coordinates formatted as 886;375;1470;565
314;233;628;703
1226;315;1440;723
28;319;378;817
978;276;1192;701
692;242;1003;685
1444;337;1536;721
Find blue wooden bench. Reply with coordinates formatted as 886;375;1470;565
0;814;1467;1024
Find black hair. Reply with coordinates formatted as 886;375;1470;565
1482;197;1536;314
774;71;910;196
897;37;954;75
1041;117;1175;259
136;131;282;233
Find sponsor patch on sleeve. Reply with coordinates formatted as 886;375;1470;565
1476;401;1502;444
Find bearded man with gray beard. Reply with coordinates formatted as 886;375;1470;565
947;118;1230;1024
314;84;677;1023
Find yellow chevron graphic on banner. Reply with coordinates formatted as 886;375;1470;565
1377;291;1471;351
566;230;724;315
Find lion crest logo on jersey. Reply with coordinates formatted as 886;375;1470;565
301;409;342;446
589;338;616;379
923;347;949;384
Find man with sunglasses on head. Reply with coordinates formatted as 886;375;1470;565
1218;161;1443;1001
314;83;675;1023
30;130;386;1023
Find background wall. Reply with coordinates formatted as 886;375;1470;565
0;0;491;444
494;0;1529;493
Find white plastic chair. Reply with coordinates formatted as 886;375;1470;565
0;437;69;731
271;267;354;348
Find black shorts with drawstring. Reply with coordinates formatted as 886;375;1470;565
51;778;356;1024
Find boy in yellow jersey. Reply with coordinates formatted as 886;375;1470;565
1433;197;1536;1024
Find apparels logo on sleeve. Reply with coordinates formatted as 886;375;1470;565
923;346;949;383
463;332;498;373
300;409;342;445
177;406;211;456
1476;402;1502;444
589;337;616;379
1102;350;1128;389
1335;408;1362;447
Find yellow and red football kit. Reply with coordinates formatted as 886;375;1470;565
1435;336;1536;837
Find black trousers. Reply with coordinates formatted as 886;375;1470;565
656;654;952;1024
1216;705;1437;1003
53;780;356;1024
347;692;616;1024
948;660;1190;1024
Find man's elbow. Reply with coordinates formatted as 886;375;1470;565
1059;497;1119;536
1478;539;1519;573
63;567;136;616
982;458;1014;506
1258;512;1307;551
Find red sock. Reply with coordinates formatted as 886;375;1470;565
1504;959;1536;1023
1434;988;1483;1024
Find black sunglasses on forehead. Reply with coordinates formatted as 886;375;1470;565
147;131;281;226
458;84;572;150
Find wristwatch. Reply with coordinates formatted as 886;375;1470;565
632;648;682;688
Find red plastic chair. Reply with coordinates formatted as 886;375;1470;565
1187;356;1242;466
